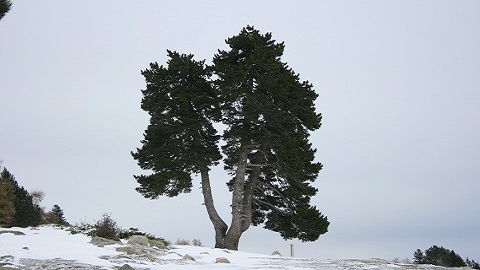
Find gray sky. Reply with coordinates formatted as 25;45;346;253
1;0;479;260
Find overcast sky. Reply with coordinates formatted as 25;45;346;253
1;0;479;261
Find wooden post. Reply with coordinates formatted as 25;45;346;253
290;243;294;257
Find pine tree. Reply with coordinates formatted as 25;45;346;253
413;249;425;264
466;258;480;269
12;185;42;227
415;245;466;267
133;26;329;250
0;168;16;226
51;204;68;225
211;26;328;248
132;50;221;198
132;49;227;246
0;0;11;21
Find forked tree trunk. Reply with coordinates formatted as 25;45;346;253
200;166;228;248
225;146;250;250
200;145;262;250
226;148;265;249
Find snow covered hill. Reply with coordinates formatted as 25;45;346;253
0;226;472;270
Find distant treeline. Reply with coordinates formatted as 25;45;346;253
414;245;479;269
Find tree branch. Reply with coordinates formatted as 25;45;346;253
254;198;291;215
247;163;272;167
256;181;294;210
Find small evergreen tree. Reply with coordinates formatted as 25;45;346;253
0;0;11;21
413;249;425;264
51;204;68;225
447;250;466;267
466;258;480;269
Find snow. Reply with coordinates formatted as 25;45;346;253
0;226;471;270
0;226;117;267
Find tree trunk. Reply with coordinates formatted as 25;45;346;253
225;146;249;250
200;166;228;248
241;148;265;232
200;145;265;250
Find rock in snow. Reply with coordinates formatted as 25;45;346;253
148;239;167;249
215;257;230;263
182;254;195;261
272;250;282;256
0;226;471;270
127;235;149;246
118;264;135;270
90;236;120;247
0;230;25;235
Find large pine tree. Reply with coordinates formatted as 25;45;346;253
133;26;329;250
132;50;228;246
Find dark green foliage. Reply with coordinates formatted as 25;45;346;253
133;26;329;245
66;221;94;236
92;213;120;240
466;258;480;269
413;245;466;267
264;205;328;242
0;0;11;21
215;26;328;240
51;204;69;225
0;168;41;227
413;249;425;264
12;186;42;227
132;50;221;198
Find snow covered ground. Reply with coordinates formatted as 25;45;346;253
0;226;471;269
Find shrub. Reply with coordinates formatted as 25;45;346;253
118;227;169;247
118;227;141;239
192;238;203;247
42;211;58;225
175;238;190;245
67;218;94;235
174;238;202;246
92;213;119;240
